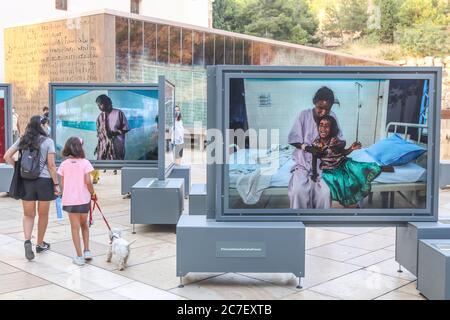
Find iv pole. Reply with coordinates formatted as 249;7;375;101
355;82;363;142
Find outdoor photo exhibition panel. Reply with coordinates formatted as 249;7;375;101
158;76;176;179
207;66;442;223
0;84;12;163
49;77;175;175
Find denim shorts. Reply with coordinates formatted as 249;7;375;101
62;203;90;214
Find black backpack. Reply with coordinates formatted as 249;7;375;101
20;137;44;180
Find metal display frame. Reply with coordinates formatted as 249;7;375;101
1;84;12;154
49;77;175;177
158;76;176;180
207;66;442;223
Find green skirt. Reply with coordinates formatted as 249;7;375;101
322;159;382;207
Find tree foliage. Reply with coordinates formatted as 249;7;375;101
323;4;344;39
376;0;399;43
212;0;252;33
213;0;318;45
212;0;450;56
395;0;450;55
397;0;450;27
396;23;449;56
322;0;369;41
340;0;369;34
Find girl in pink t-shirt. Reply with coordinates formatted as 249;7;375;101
57;137;96;266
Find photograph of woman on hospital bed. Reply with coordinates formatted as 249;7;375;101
228;78;429;211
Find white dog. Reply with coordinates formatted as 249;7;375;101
106;228;136;271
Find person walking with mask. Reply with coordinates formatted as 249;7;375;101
3;115;60;260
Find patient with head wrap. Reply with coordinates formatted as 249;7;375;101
304;115;392;208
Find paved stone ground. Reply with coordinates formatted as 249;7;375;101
0;160;448;300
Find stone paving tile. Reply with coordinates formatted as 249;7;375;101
365;258;416;281
310;270;410;300
113;256;222;290
345;249;394;267
169;273;296;300
336;233;395;251
317;227;379;236
90;241;176;271
375;290;425;300
91;231;166;248
0;284;89;300
307;243;370;262
84;281;186;300
0;262;19;275
42;266;135;294
7;224;106;244
0;235;135;294
396;281;423;297
384;245;396;252
241;255;361;289
370;227;396;237
305;228;353;250
282;289;340;300
0;272;49;294
50;240;109;258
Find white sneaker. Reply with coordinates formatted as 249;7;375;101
83;250;93;261
73;256;85;266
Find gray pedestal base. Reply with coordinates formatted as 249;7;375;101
176;215;305;287
396;221;450;276
121;167;158;195
131;178;185;231
168;165;190;198
189;183;206;215
440;161;450;188
0;164;13;193
418;239;450;300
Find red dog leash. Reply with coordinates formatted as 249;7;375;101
89;199;112;231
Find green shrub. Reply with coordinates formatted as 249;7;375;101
395;23;450;56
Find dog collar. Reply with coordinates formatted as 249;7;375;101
110;234;120;244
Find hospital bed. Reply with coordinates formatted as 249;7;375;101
228;122;428;209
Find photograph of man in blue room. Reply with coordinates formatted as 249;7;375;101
228;78;429;210
54;89;159;162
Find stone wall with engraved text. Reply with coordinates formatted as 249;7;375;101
4;14;115;128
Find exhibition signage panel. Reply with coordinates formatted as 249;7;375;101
176;215;305;277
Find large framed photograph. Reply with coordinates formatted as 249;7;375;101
207;66;441;223
50;83;161;168
0;84;12;163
